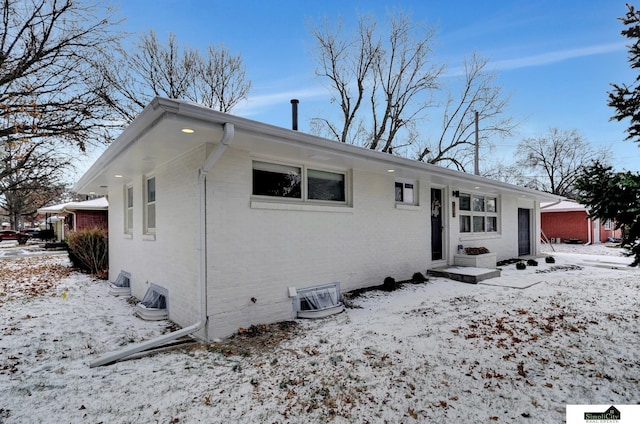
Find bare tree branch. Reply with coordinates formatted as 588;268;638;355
515;128;610;197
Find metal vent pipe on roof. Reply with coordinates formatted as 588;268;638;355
291;99;299;131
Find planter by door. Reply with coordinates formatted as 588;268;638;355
518;208;531;256
431;188;443;260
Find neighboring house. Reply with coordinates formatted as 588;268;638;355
540;199;621;244
74;97;560;343
37;197;108;241
0;207;9;229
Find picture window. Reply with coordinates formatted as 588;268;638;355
459;192;498;233
252;160;347;204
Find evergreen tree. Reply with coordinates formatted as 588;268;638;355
577;4;640;266
608;4;640;143
575;162;640;266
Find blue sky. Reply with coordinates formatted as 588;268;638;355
112;0;640;172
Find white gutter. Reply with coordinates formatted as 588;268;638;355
90;122;235;368
539;198;564;210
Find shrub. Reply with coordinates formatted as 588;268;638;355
516;262;527;270
545;256;556;263
411;272;428;283
464;247;490;255
526;259;538;266
383;276;398;291
67;227;108;277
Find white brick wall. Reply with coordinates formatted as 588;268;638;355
107;142;542;342
108;146;203;328
205;149;431;340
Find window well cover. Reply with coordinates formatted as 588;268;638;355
296;282;344;319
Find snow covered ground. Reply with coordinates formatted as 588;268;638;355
1;243;638;423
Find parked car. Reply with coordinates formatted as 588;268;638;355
0;230;30;245
24;228;42;238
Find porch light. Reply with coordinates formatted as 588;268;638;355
114;175;123;178
181;128;195;134
387;169;395;173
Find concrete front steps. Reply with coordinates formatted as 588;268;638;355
427;266;501;284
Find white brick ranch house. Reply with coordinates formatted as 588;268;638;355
74;97;560;347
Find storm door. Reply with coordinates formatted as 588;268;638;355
518;208;531;256
431;188;443;260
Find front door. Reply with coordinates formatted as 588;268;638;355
518;208;531;256
431;188;443;260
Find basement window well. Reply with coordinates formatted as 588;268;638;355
292;282;344;319
108;270;131;297
135;283;168;321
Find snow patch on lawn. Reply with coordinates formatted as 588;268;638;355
1;249;638;423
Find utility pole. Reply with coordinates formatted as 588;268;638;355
474;110;479;175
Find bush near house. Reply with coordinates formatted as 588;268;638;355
464;247;490;255
67;228;108;278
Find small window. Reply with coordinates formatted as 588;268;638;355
145;176;156;233
125;185;133;234
395;180;416;205
308;169;345;201
604;219;612;230
253;161;301;198
395;182;404;202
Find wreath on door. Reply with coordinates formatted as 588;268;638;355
431;199;441;218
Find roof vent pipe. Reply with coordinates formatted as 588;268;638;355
291;99;299;131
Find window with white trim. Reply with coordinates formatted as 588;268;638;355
145;176;156;234
459;193;498;233
604;219;612;230
125;185;134;234
252;160;347;204
395;179;417;205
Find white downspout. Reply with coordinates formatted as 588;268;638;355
196;122;235;338
90;122;235;368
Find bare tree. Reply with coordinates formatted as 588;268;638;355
310;12;513;168
417;53;516;171
310;15;380;144
96;30;251;123
1;141;72;229
515;128;609;197
368;12;442;153
0;0;122;169
0;0;121;224
481;160;527;186
310;11;442;152
197;44;252;113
